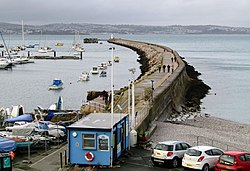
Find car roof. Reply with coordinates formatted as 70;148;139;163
158;140;187;145
189;146;221;151
223;151;248;156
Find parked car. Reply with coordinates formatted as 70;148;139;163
182;146;223;171
215;151;250;171
151;140;191;168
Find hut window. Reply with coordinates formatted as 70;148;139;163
82;133;96;149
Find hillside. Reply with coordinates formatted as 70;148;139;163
0;22;250;35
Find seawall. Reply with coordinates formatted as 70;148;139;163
108;38;199;136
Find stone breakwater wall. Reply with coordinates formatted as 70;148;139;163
109;39;192;134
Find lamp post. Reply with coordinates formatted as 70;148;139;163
109;46;115;167
128;68;137;147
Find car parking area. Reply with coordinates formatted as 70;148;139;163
101;147;185;171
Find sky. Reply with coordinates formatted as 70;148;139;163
0;0;250;27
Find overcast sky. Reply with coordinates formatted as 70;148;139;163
1;0;249;27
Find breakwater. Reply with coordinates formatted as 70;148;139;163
108;38;209;136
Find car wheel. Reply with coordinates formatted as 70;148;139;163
202;164;209;171
152;161;159;166
172;157;179;168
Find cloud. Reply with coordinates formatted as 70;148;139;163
0;0;249;27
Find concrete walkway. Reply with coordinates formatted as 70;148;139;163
13;144;68;171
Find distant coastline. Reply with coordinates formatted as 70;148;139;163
1;22;250;35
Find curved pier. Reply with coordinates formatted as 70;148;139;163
109;38;191;135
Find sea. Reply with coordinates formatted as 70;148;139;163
1;34;250;125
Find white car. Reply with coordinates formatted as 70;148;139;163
182;146;224;171
151;140;191;168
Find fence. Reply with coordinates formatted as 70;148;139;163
196;135;248;152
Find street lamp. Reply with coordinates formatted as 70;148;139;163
109;46;115;167
128;68;137;148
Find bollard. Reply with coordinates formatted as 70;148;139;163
80;51;83;60
64;150;67;165
60;152;63;168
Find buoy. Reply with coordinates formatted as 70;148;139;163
85;151;94;162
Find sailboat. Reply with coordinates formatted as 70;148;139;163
0;32;14;68
72;31;85;55
38;31;53;53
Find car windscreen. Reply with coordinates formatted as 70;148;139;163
154;144;173;151
186;149;202;156
219;155;235;166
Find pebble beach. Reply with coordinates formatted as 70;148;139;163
151;114;250;152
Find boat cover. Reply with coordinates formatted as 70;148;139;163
0;137;16;152
53;79;62;86
4;114;33;123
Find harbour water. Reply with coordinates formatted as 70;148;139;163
1;34;250;125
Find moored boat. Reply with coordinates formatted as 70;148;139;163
79;72;90;81
48;79;63;90
99;70;107;77
114;56;120;62
90;66;99;74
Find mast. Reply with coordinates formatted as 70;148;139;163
22;20;25;47
0;32;12;60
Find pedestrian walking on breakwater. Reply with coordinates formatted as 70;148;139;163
174;56;177;62
158;65;161;73
163;65;166;72
167;64;170;72
172;64;174;73
171;57;174;63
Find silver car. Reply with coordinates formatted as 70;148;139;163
151;140;191;168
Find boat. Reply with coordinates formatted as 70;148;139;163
48;79;63;90
0;44;4;48
38;46;53;53
25;44;35;48
55;43;64;46
99;70;107;77
79;72;90;81
0;60;11;69
38;31;53;53
98;62;108;70
114;56;120;62
90;66;99;74
72;32;85;54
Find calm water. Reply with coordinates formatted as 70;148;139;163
1;34;250;125
0;34;140;112
121;34;250;125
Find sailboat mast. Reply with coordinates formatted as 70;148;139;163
22;20;25;47
0;32;11;59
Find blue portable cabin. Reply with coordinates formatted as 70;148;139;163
67;113;129;166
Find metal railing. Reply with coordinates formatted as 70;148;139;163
196;135;248;152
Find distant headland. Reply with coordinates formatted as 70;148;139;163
1;22;250;35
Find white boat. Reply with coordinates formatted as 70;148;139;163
38;46;53;53
98;62;108;70
79;72;90;81
72;32;85;54
0;60;10;69
48;79;64;90
90;66;99;74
